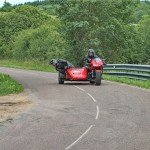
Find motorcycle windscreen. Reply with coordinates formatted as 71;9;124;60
66;68;88;80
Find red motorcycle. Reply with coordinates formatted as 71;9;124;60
50;58;104;85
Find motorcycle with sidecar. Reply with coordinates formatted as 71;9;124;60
50;58;104;85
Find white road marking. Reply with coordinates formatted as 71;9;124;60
74;86;85;92
65;125;93;150
96;105;99;120
87;93;97;102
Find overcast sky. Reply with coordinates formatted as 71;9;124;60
0;0;36;7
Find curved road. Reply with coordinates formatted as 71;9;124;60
0;67;150;150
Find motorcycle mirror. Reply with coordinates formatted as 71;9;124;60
102;59;106;65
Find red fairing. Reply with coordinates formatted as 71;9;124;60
66;68;88;80
90;58;103;72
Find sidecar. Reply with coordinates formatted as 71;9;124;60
66;68;88;81
50;59;88;84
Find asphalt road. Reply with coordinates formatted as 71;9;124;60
0;67;150;150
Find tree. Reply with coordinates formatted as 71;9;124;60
13;5;48;28
131;2;150;23
12;19;67;61
0;2;13;12
58;0;139;65
0;5;49;58
136;15;150;64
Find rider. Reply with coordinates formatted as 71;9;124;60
85;49;99;64
85;49;99;79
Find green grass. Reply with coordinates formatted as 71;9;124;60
0;59;55;72
0;74;24;96
103;75;150;89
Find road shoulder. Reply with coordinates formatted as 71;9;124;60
0;90;32;123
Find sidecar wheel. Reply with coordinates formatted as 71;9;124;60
58;72;64;84
59;78;64;84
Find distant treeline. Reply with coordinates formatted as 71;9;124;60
15;0;67;7
13;0;150;7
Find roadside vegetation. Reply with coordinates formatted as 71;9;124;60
0;74;24;96
0;0;149;89
0;59;55;72
103;75;150;89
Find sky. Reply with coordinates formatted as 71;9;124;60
0;0;36;7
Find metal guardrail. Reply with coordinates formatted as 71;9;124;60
104;64;150;80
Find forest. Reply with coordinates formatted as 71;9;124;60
0;0;150;66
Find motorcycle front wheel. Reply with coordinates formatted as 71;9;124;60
95;72;102;86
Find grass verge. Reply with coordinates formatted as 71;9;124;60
0;59;55;72
103;75;150;89
0;74;24;96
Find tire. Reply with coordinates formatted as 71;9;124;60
95;72;102;86
58;72;64;84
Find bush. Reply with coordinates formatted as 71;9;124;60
0;5;49;58
13;19;67;61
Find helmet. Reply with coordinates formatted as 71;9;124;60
50;59;58;66
88;49;95;58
